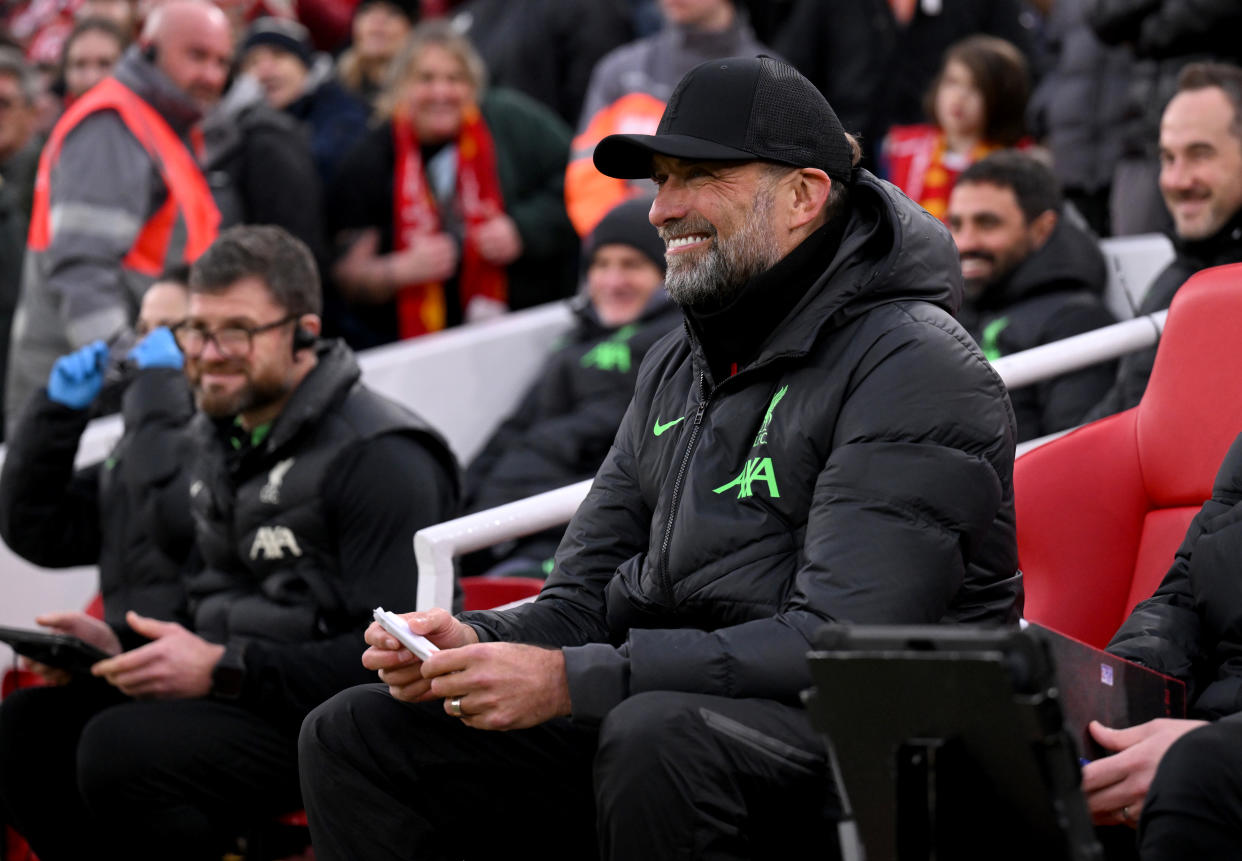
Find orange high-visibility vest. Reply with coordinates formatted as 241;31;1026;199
565;92;666;237
28;77;219;273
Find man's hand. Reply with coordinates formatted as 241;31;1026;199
47;340;108;409
422;642;571;731
128;326;183;370
35;610;122;654
1081;718;1210;827
471;212;523;267
23;610;123;685
387;234;459;287
362;607;479;702
91;611;224;699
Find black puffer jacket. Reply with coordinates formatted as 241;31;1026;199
1110;432;1242;720
462;171;1022;722
463;292;682;571
1085;213;1242;421
960;216;1117;441
1027;0;1132;194
0;368;196;647
1086;0;1242;164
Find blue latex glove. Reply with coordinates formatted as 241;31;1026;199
128;326;184;370
47;340;108;409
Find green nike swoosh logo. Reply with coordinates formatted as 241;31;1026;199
653;416;685;437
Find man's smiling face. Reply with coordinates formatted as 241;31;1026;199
648;156;785;307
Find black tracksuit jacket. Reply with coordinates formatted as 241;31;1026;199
461;170;1022;723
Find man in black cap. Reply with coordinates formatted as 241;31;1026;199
299;56;1020;860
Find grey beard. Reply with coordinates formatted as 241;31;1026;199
663;203;783;308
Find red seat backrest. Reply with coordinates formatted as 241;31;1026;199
1017;264;1242;646
461;576;543;611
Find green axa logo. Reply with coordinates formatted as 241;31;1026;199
980;317;1010;362
581;324;638;372
714;456;780;499
753;384;788;447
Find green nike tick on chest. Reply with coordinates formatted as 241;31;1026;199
653;415;685;436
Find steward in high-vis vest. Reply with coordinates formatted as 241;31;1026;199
5;41;221;427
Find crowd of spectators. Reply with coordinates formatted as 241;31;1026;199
0;0;1232;434
1;0;1242;858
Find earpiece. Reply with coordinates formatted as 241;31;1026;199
292;326;318;353
142;43;158;64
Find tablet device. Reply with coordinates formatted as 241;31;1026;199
0;625;110;675
805;624;1103;861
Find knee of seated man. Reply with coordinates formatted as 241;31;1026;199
299;684;385;760
595;691;710;770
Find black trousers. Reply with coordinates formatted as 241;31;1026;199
299;684;840;860
1141;719;1242;860
0;681;303;861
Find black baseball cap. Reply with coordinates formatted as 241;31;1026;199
594;55;854;183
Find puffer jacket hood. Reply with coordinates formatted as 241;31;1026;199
976;214;1107;312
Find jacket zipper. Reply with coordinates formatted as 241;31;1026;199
657;371;710;603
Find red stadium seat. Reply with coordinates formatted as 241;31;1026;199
1016;264;1242;647
461;576;543;611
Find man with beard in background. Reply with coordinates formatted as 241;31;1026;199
0;225;458;861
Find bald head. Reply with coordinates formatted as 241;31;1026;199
141;0;232;112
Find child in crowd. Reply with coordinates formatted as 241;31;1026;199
882;34;1031;222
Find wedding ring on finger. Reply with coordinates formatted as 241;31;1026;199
448;696;464;717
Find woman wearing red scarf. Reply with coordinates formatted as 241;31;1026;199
882;35;1033;224
327;19;578;348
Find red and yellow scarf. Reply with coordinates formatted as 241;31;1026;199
392;102;508;338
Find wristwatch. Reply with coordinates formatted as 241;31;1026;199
210;643;247;700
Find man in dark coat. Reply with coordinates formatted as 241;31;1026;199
239;16;370;188
299;56;1020;861
1084;62;1242;422
1074;432;1242;858
462;196;681;576
0;268;195;654
948;151;1117;441
1086;0;1242;236
0;226;459;861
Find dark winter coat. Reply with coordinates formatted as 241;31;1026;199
453;0;633;125
204;82;326;264
186;340;458;727
774;0;1035;168
1084;213;1242;422
0;368;196;647
460;171;1022;723
1027;0;1132;194
284;59;371;188
961;215;1117;441
463;292;682;571
1110;431;1242;719
328;87;579;349
1086;0;1242;163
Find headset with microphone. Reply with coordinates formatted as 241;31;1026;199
291;325;318;354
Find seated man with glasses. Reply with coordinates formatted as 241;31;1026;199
0;225;460;861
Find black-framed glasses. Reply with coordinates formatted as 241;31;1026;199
174;314;296;358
